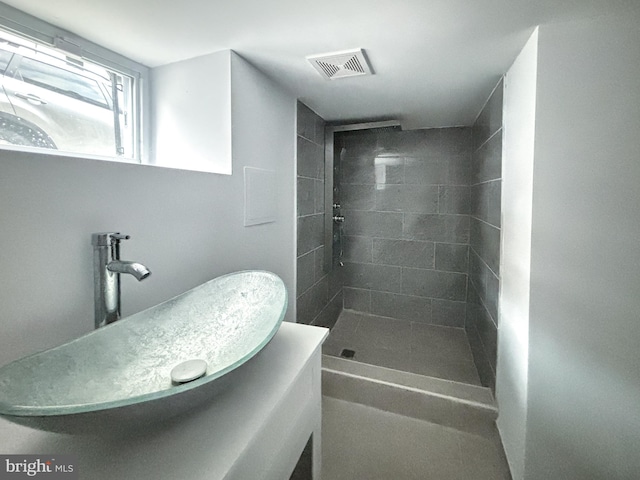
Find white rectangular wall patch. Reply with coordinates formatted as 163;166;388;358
244;167;277;226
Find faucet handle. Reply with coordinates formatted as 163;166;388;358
111;233;131;242
92;232;130;246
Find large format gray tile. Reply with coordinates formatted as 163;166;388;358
375;184;439;213
404;157;448;185
403;213;469;243
465;321;496;391
370;291;431;323
323;355;495;406
432;299;467;327
439;185;470;214
297;136;324;179
322;310;360;356
297;177;315;216
322;397;466;480
296;276;328;324
341;184;375;210
343;262;403;293
297;101;325;144
314;179;325;214
372;238;434;268
439;127;473;156
472;130;502;184
311;108;325;145
410;357;482;385
473;78;503;151
325;311;483;386
435;243;469;273
351;346;414;373
343;210;403;239
343;287;371;312
322;368;499;438
468;248;488;302
395;128;443;157
476;306;498;372
297;213;324;256
410;323;472;358
447;155;472;186
296;251;315;294
314;246;326;281
402;267;467;301
353;314;413;352
312;291;342;330
342;235;373;263
341;158;376;185
410;324;480;385
469;217;500;275
372;156;404;184
485;269;499;324
471;179;501;228
329;265;344;298
457;431;512;480
296;101;316;141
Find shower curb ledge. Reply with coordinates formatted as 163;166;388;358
322;355;498;439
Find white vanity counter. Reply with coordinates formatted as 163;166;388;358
0;322;328;480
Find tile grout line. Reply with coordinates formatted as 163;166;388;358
469;245;500;283
472;126;503;153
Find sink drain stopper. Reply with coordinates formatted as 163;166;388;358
171;359;208;384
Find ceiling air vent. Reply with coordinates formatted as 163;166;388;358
307;48;373;80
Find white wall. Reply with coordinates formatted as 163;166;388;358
496;28;537;480
151;50;232;174
524;11;640;479
0;51;296;368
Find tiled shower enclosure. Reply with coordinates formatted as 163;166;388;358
296;81;502;389
337;127;472;325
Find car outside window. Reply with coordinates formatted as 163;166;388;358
0;28;139;159
17;56;110;109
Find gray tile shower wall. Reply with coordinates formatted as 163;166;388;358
337;127;472;328
296;102;343;327
466;79;503;391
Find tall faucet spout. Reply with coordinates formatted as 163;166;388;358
107;261;151;281
92;232;151;329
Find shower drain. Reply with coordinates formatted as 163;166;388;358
340;349;356;359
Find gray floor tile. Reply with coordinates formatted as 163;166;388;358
322;397;466;480
322;397;510;480
325;310;482;385
353;314;413;352
350;346;414;372
322;312;360;356
457;432;512;479
410;357;481;385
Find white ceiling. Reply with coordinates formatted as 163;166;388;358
0;0;627;129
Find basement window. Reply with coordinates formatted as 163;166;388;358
0;5;148;161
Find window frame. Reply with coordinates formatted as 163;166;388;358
0;2;149;163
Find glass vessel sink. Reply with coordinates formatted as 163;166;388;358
0;270;287;434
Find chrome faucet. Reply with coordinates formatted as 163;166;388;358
92;232;151;329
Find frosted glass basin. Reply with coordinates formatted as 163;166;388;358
0;270;287;434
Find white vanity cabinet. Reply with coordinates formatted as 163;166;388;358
0;322;328;480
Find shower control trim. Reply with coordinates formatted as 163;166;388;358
332;215;345;223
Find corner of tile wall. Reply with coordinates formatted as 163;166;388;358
296;102;338;326
466;78;503;391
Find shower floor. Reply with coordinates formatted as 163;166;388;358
323;310;481;386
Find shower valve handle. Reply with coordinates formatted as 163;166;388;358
333;215;345;223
